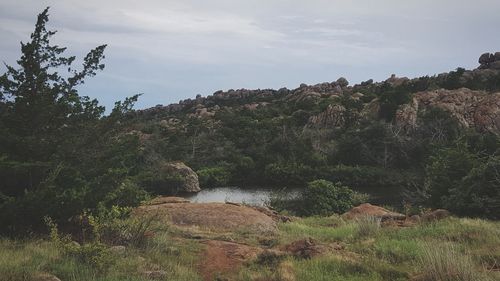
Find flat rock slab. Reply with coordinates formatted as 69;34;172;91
135;202;277;234
147;196;190;205
342;203;405;221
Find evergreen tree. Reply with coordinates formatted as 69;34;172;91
0;8;145;234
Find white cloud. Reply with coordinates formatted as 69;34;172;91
1;0;500;109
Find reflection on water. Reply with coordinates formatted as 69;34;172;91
185;187;299;206
185;186;402;206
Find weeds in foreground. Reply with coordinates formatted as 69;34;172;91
419;242;485;281
355;216;381;238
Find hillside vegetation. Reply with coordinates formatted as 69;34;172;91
1;8;500;281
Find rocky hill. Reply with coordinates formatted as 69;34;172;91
119;52;500;218
133;52;500;135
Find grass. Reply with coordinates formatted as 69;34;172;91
354;216;381;238
0;216;202;281
0;215;499;281
278;215;357;243
418;242;483;281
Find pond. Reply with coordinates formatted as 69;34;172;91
184;185;402;207
185;186;300;206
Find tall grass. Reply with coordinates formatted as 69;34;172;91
418;242;484;281
355;216;381;238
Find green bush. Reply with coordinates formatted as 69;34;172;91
197;166;231;188
134;170;184;195
264;162;315;185
425;143;500;219
44;216;113;272
301;180;363;216
97;212;160;248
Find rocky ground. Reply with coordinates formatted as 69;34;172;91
1;197;499;281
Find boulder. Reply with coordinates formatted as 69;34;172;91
342;203;406;221
281;238;342;259
162;162;201;193
421;209;451;222
352;92;364;100
336;77;349;88
361;98;381;120
490;61;500;70
135;202;277;234
305;104;346;129
395;98;419;131
479;52;495;64
386;74;409;86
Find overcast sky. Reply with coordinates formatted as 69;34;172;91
1;0;499;110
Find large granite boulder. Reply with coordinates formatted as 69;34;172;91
135;201;277;234
478;51;500;69
161;162;201;193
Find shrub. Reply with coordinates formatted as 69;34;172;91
197;166;231;188
425;143;500;219
134;170;184;195
44;216;113;272
93;206;161;247
301;180;362;216
264;163;315;186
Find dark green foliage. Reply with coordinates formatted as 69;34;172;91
264;162;315;186
0;8;146;234
301;180;361;216
197;166;231;188
377;83;412;122
134;169;184;195
425;141;500;219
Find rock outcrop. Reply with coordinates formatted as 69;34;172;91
395;88;500;134
342;203;406;221
421;209;451;222
478;52;500;69
135;200;277;234
161;162;201;193
305;104;346;129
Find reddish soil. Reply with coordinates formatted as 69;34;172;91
198;240;263;281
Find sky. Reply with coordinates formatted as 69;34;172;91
1;0;500;110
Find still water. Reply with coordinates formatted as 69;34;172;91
184;186;401;206
186;187;300;206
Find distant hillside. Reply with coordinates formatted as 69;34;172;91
119;52;500;218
